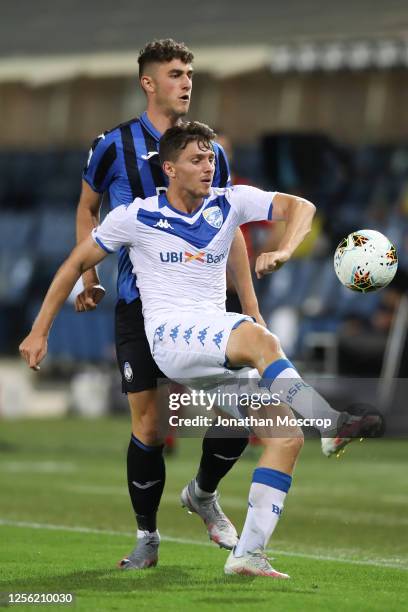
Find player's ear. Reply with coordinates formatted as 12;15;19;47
163;161;176;179
140;75;155;94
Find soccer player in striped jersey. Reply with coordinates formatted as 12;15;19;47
74;40;261;568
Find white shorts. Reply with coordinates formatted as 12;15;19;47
147;311;255;387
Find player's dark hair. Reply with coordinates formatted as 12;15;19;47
138;39;194;77
159;121;215;164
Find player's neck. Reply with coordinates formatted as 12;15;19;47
166;186;204;215
144;106;183;136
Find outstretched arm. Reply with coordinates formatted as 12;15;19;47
19;237;108;370
227;228;265;326
75;179;106;311
255;193;316;278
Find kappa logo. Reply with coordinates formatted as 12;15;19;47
213;330;224;349
123;361;133;382
203;206;223;229
141;151;159;160
154;219;174;230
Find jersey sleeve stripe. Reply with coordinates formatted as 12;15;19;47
94;235;114;254
268;202;273;220
140;123;166;188
93;142;117;191
120;124;144;200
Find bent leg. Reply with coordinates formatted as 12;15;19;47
226;322;340;435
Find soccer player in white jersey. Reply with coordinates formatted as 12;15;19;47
20;122;381;577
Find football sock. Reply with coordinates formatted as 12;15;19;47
234;467;291;556
127;434;165;533
137;528;160;539
262;358;340;435
196;425;249;494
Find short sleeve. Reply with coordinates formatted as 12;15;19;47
83;132;118;193
92;205;135;253
228;185;276;225
212;143;232;188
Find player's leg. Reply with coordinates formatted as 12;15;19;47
181;298;250;548
115;299;166;570
227;321;384;455
220;322;309;577
225;406;303;578
227;321;342;433
181;423;247;549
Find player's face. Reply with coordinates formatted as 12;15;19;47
151;59;193;117
173;140;216;198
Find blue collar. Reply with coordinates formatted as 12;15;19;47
140;111;161;141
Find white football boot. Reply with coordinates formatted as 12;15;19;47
224;548;290;578
321;406;385;458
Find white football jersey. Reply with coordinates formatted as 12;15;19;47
92;186;276;328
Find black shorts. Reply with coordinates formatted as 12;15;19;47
115;299;166;393
225;290;242;314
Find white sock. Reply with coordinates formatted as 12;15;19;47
262;358;339;435
234;467;291;557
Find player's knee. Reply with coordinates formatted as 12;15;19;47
128;391;164;445
263;433;304;456
132;416;164;445
262;330;282;357
247;325;282;361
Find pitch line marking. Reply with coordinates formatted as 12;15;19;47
0;519;407;571
61;485;408;526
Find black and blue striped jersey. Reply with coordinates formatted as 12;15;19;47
83;111;231;303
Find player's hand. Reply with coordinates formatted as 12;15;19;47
75;284;106;312
19;333;48;371
255;249;291;279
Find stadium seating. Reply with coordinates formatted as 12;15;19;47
1;140;406;370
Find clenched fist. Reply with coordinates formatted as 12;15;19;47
75;284;106;312
19;333;48;371
255;249;291;279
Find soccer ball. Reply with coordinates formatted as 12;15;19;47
334;229;398;292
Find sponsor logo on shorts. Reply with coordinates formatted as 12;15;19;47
159;250;227;264
124;361;133;382
203;205;223;229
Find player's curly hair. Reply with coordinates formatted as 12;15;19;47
138;39;194;77
159;121;215;164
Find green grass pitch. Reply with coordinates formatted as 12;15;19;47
0;418;407;611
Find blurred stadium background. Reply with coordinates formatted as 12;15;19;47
1;3;408;609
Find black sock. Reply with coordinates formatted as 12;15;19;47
127;434;165;532
196;425;249;493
